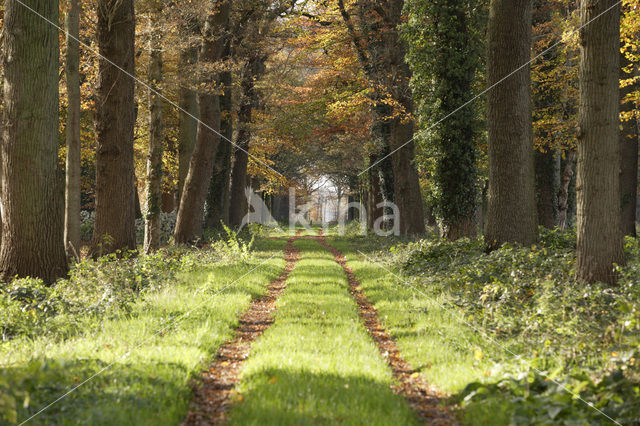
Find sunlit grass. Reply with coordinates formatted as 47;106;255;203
229;238;419;426
328;236;511;424
1;238;286;425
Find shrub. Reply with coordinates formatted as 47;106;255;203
399;227;640;424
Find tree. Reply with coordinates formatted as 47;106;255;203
229;54;266;227
337;0;425;235
619;50;638;238
576;0;625;284
405;0;482;239
144;8;164;253
619;1;640;237
532;0;560;229
176;13;201;209
92;0;137;255
174;0;231;243
485;0;538;250
205;67;233;229
0;0;68;283
64;0;82;253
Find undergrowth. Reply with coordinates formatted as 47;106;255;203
394;227;640;424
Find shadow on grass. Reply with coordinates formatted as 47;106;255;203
230;368;419;426
6;357;192;425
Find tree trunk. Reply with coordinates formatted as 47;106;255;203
429;2;478;240
557;150;576;230
385;0;425;236
485;0;538;250
367;156;384;230
619;52;638;237
144;23;163;253
535;150;558;228
576;0;625;284
228;55;265;228
389;116;426;235
228;141;250;228
205;64;233;229
532;0;559;230
64;0;81;254
1;0;68;283
174;0;231;243
176;46;199;209
92;0;137;256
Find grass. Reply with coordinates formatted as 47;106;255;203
1;238;286;425
327;235;511;424
228;238;419;425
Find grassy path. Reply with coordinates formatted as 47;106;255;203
223;237;426;425
317;235;454;424
185;235;301;424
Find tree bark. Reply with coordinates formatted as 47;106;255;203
367;156;384;230
205;61;233;229
576;0;625;284
619;52;638;237
1;0;68;283
485;0;538;250
64;0;82;254
144;22;164;253
174;0;231;243
381;0;425;235
228;55;265;228
535;150;558;228
557;150;576;230
176;46;199;209
92;0;137;256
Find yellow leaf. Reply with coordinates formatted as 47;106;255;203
474;349;483;360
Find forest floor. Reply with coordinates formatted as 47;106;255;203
2;226;639;425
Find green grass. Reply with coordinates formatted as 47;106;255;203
327;236;510;424
1;238;287;425
228;238;419;426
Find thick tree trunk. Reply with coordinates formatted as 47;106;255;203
205;68;233;229
64;0;81;254
619;53;638;237
485;0;538;250
144;25;163;253
174;0;231;243
389;116;426;235
92;0;137;255
428;1;478;241
176;47;199;208
1;0;68;283
535;150;557;228
576;0;625;284
557;150;576;230
228;55;265;228
385;1;425;236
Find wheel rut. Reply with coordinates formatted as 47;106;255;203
183;233;301;425
315;234;458;425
